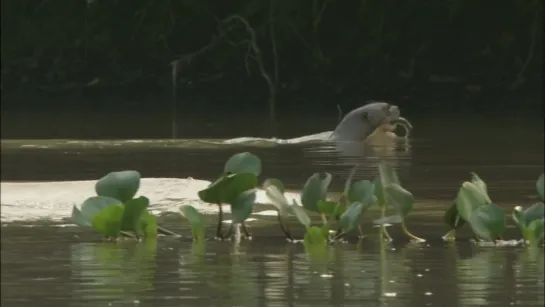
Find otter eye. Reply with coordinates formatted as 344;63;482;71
382;104;390;113
361;111;368;121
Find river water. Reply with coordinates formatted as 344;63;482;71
1;115;544;306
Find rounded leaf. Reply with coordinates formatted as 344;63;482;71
231;190;256;223
263;179;290;216
527;219;545;244
470;172;492;204
339;202;366;233
92;204;124;237
120;196;150;232
301;173;332;212
198;173;257;204
71;196;122;227
138;211;158;238
291;200;311;229
180;205;206;241
343;165;359;198
468;204;505;241
304;226;328;246
95;170;141;203
456;181;488;222
443;202;466;230
224;152;262;176
385;183;414;217
348;180;375;206
317;200;344;217
523;203;545;225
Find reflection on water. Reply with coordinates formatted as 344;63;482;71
1;226;543;307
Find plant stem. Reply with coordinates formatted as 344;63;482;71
320;213;328;225
401;221;425;242
380;206;392;241
241;223;251;238
216;204;225;239
277;214;293;241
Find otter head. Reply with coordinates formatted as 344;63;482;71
330;101;406;142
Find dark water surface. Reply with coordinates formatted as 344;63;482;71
1;115;544;306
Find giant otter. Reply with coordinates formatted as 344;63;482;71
330;101;412;142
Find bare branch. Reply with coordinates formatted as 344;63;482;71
170;13;278;137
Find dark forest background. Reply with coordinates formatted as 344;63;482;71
1;0;543;117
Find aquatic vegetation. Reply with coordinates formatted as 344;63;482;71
443;173;545;246
70;152;543;253
511;173;544;248
179;205;206;242
442;173;506;242
512;203;544;247
197;152;261;239
71;170;175;239
372;163;425;242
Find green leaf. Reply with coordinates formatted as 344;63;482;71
343;165;359;199
179;205;206;241
301;173;332;212
231;190;256;223
317;200;343;217
263;178;285;194
443;202;466;230
120;196;149;232
262;179;290;216
455;181;488;222
527;219;545;245
470;172;492;203
71;196;122;227
373;215;403;225
522;203;545;225
468;204;505;241
291;200;311;229
139;211;157;238
514;203;545;228
385;183;414;217
303;226;328;247
339;202;366;233
198;172;257;204
348;180;375;206
224;152;262;176
92;204;124;237
537;173;544;201
95;170;141;203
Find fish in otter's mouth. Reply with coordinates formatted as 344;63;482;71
377;105;413;137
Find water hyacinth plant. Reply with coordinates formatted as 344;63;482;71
442;173;506;242
71;170;177;240
263;164;377;247
195;152;261;240
511;173;544;247
70;152;543;252
372;163;425;242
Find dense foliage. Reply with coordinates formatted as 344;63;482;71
1;0;542;111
